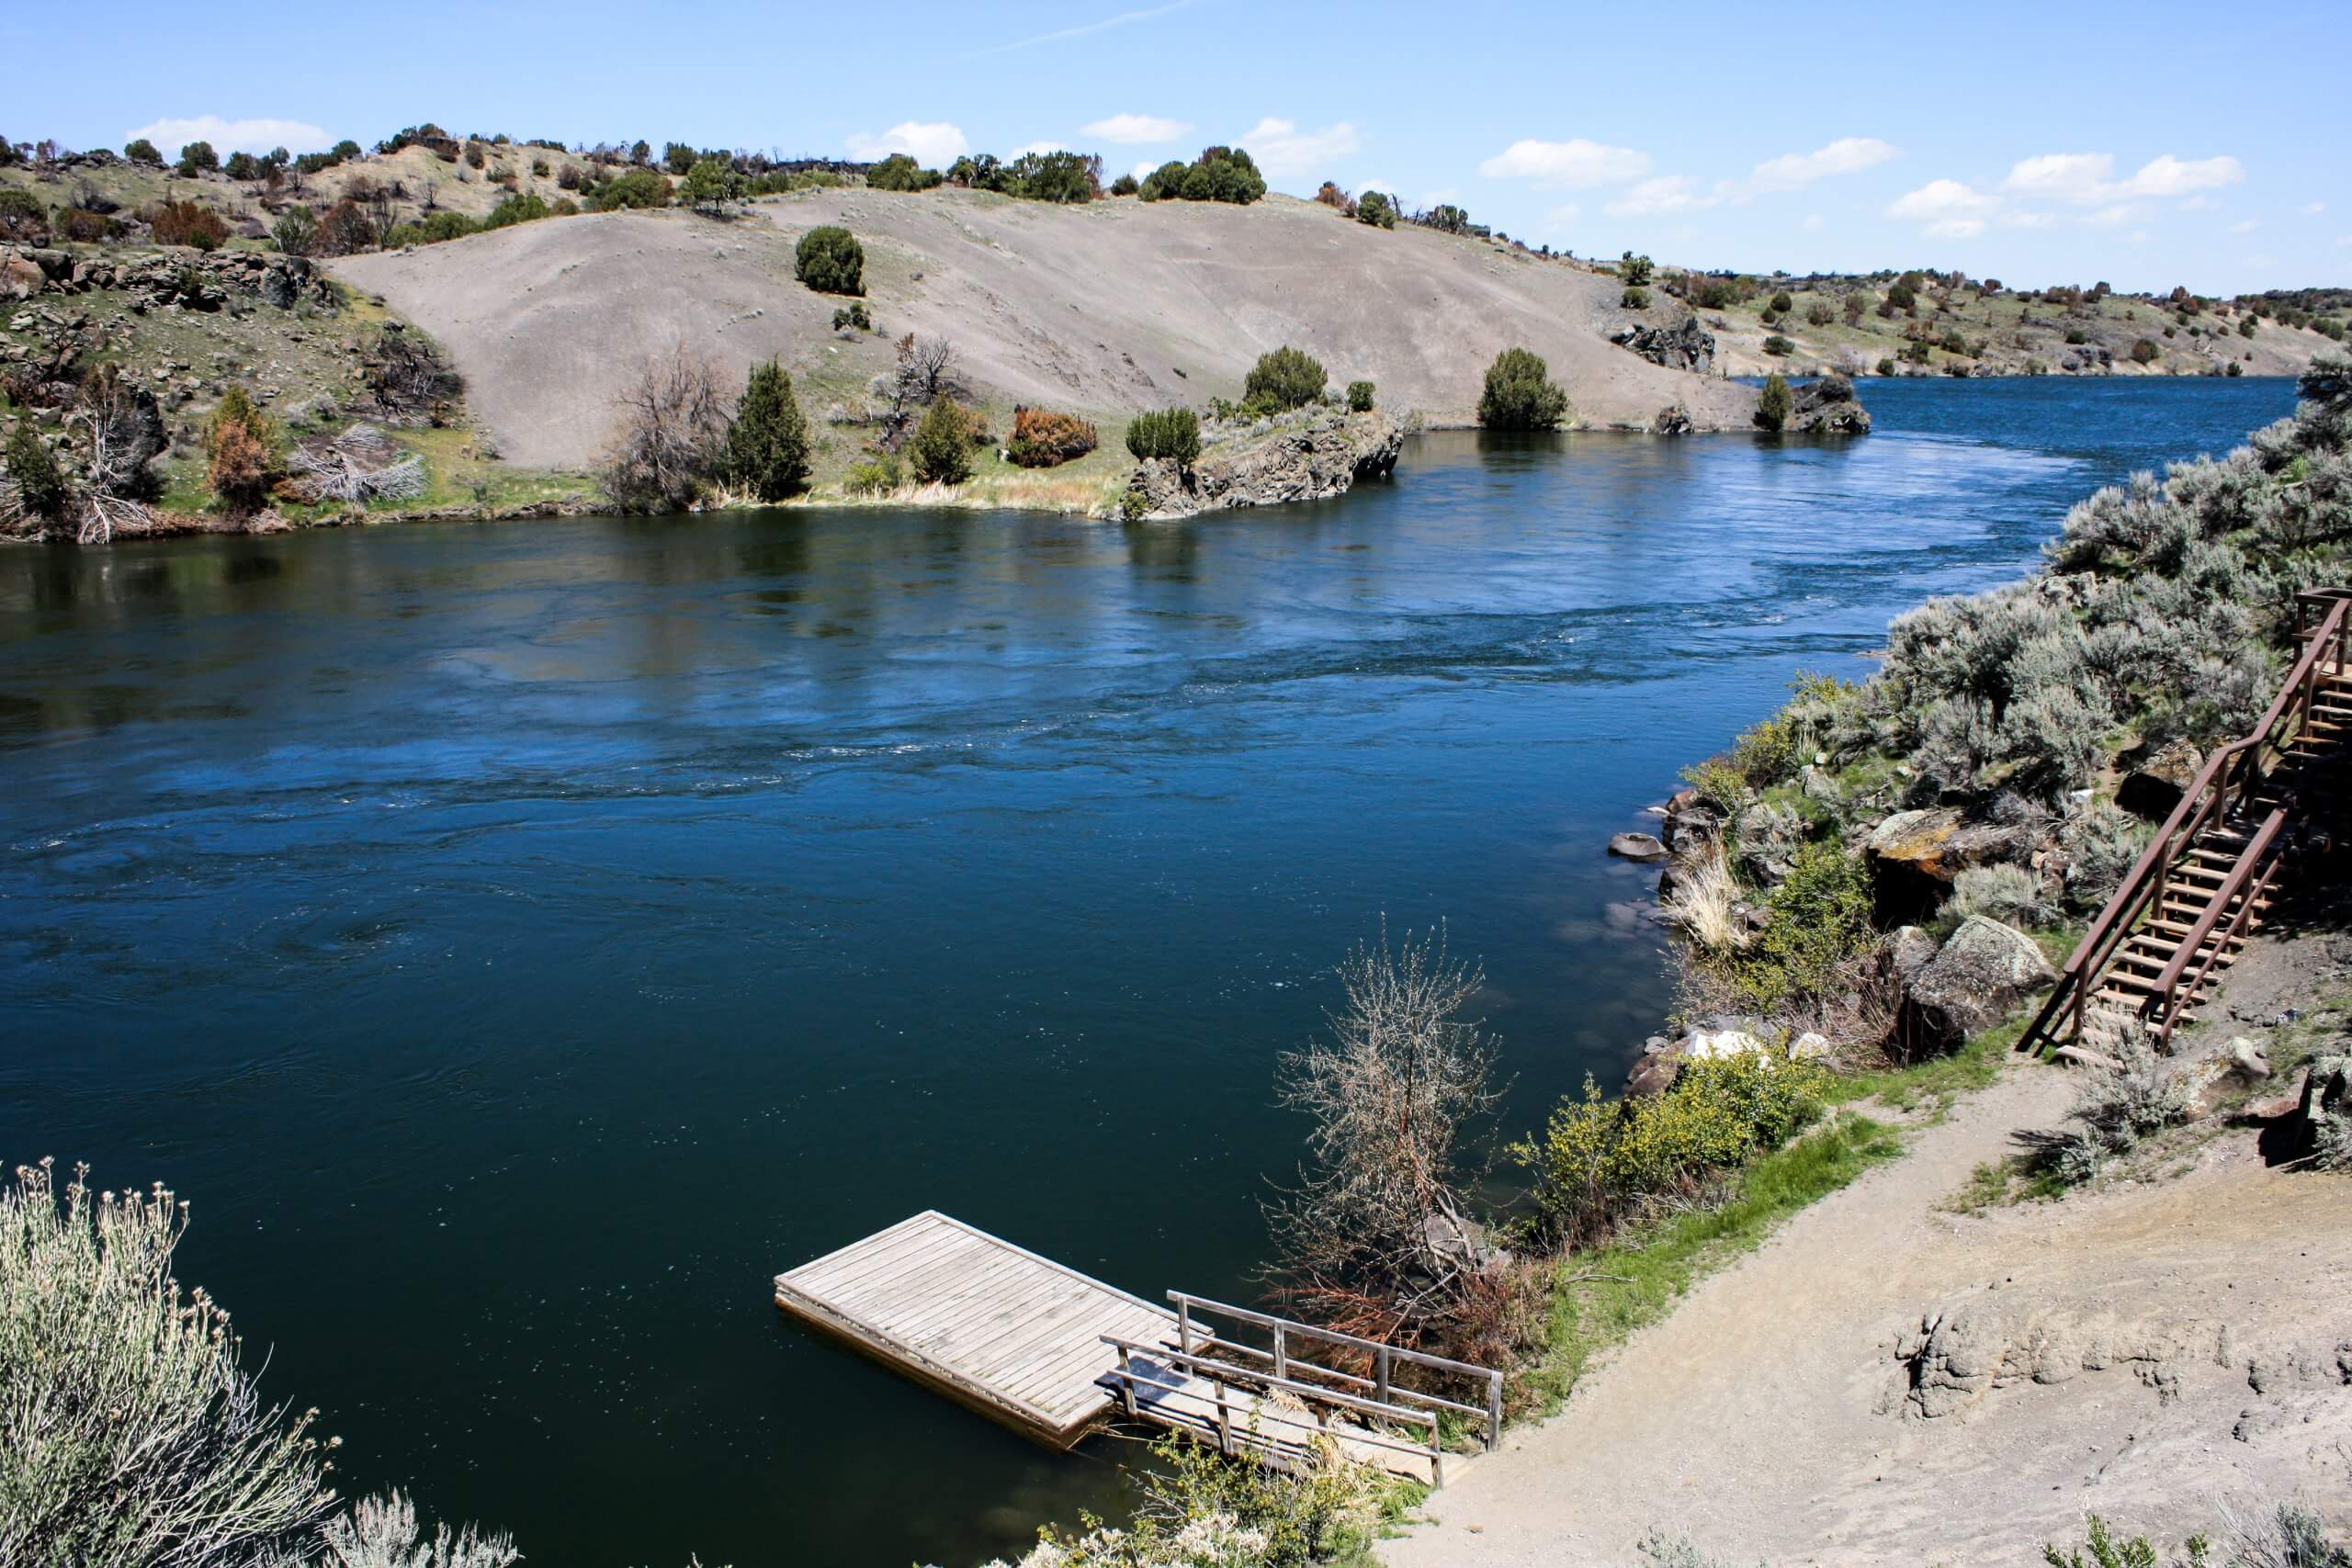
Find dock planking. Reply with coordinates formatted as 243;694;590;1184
773;1210;1182;1448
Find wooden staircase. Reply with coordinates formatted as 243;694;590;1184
2026;590;2350;1055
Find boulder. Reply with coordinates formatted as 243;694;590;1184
0;255;42;301
1883;925;1941;987
2180;1040;2272;1120
1128;408;1403;520
1899;915;2059;1056
1784;375;1873;435
2118;739;2203;822
1651;402;1694;436
1609;315;1715;374
1790;1031;1833;1063
1867;808;1968;879
1608;830;1668;862
1685;1027;1769;1061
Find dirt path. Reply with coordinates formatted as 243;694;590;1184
1385;1039;2352;1565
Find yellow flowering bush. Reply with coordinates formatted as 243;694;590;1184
1513;1051;1828;1245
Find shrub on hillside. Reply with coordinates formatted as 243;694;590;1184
1138;146;1265;204
150;197;229;250
0;188;48;243
54;208;121;243
271;204;320;256
866;152;943;192
2130;338;2161;365
1770;290;1793;314
1722;841;1874;1012
313;200;378;256
1515;1051;1828;1246
1244;346;1327;412
1356;190;1396;229
1109;172;1139;197
1806;300;1836;327
1005;406;1099;468
678;158;739;215
1125;407;1203;468
905;395;976;485
175;141;219;176
831;302;872;332
1620;252;1654;286
481;193;550;231
844;455;903;494
1476;347;1569;430
205;387;281;512
795;225;864;295
1757;372;1791;430
1762;334;1793;357
1004;150;1101;204
725;359;810;502
123;137;162;165
1346;380;1375;413
588;167;669;211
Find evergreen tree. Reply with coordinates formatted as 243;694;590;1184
5;424;69;519
1757;372;1792;432
795;226;864;295
1476;347;1570;430
906;397;974;485
726;360;811;501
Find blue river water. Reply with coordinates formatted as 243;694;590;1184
0;377;2299;1564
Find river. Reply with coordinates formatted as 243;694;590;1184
0;377;2300;1565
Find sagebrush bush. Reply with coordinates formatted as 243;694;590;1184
1477;347;1569;430
795;225;863;295
2041;1032;2189;1185
1516;1051;1828;1245
1005;407;1099;468
1951;863;2057;929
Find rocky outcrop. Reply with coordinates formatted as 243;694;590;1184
2118;739;2203;821
1607;831;1668;862
1127;408;1402;520
1611;316;1715;374
1;243;334;312
1784;374;1871;435
1897;915;2059;1056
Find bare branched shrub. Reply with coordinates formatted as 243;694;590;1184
2215;1496;2352;1567
365;328;462;423
601;346;729;513
1266;922;1503;1341
0;1158;337;1566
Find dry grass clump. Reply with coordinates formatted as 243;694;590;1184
1664;840;1741;953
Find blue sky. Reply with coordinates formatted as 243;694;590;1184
10;0;2346;294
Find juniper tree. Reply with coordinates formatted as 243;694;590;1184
725;359;811;501
1476;347;1569;430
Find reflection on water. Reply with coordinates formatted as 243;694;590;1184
0;378;2298;1567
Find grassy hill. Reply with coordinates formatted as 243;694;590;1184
1672;268;2341;379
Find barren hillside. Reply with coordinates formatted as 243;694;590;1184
330;189;1756;470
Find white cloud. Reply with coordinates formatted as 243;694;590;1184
2118;153;2242;198
971;0;1197;56
2083;202;2149;229
1082;112;1192;145
2002;152;2113;202
1886;178;1996;223
1605;175;1715;217
2230;218;2261;234
1746;136;1898;192
2126;230;2151;244
845;121;969;165
1801;212;1825;231
1543;203;1580;228
1926;219;1986;239
1478;138;1650;188
2301;201;2326;217
1238;117;1362;176
1011;140;1069;158
128;115;330;155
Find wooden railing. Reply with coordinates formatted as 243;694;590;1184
2023;588;2351;1053
1166;1292;1504;1452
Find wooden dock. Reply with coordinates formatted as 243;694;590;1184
772;1210;1180;1447
775;1212;1503;1484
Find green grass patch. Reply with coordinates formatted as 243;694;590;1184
1826;1016;2026;1115
1521;1112;1902;1412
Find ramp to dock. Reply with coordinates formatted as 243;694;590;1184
773;1210;1179;1448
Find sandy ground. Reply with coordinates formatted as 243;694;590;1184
328;190;1753;470
1385;937;2352;1566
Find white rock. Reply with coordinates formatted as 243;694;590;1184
1791;1032;1832;1063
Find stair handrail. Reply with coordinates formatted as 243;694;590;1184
2023;588;2351;1052
2143;807;2287;1043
